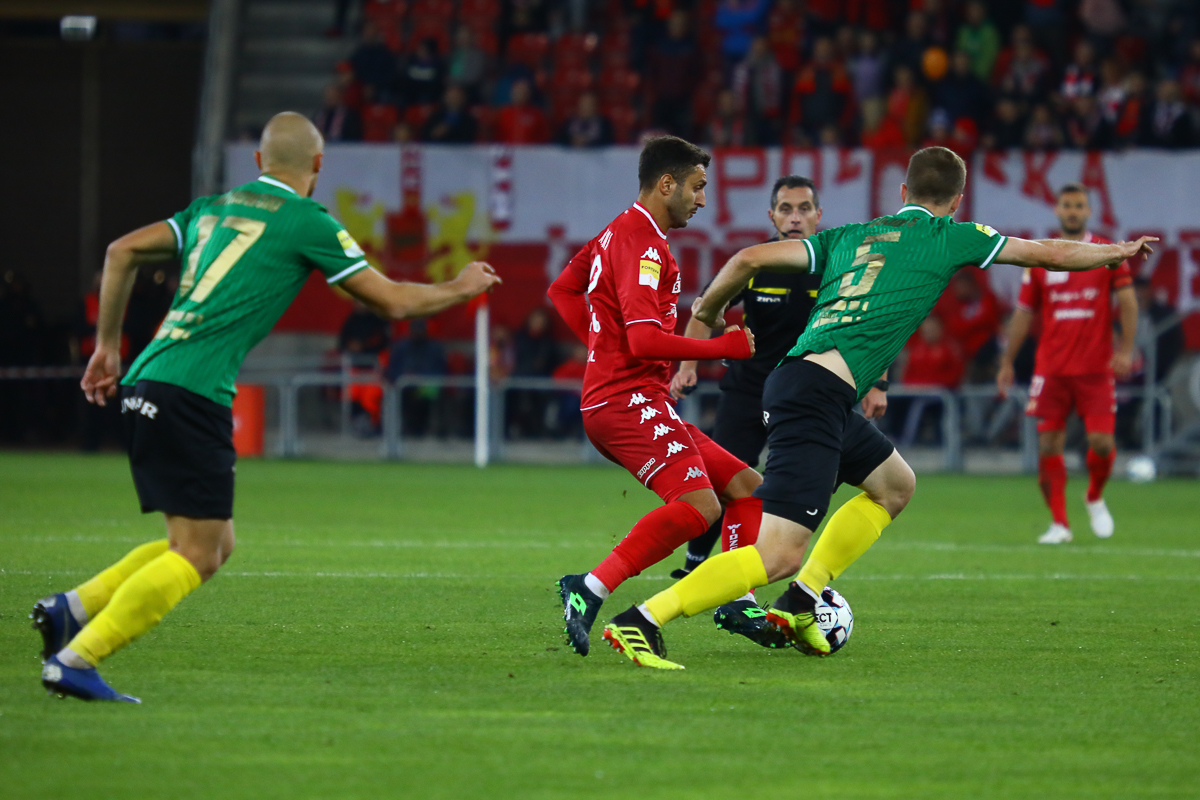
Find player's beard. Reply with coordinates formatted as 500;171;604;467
1060;220;1085;236
666;187;693;228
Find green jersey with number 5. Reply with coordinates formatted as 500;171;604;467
122;175;370;406
787;204;1007;400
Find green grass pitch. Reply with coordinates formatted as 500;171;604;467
1;452;1197;799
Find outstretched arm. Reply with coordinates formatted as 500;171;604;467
692;240;811;327
82;221;179;406
340;261;501;320
996;236;1156;272
627;322;754;362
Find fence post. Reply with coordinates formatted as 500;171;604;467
382;383;401;460
474;301;490;467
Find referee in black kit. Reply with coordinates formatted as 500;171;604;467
668;175;889;577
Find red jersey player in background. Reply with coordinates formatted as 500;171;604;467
548;137;762;661
997;183;1138;544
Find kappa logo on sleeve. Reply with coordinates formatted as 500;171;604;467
337;229;365;258
974;223;999;237
639;247;663;288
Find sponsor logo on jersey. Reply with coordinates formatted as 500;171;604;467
1045;271;1070;285
685;467;707;481
974;223;999;237
665;441;687;456
637;458;656;478
337;230;365;258
628;392;650;406
652;423;674;440
121;396;159;419
600;229;613;250
639;258;661;288
639;406;662;423
1053;308;1096;320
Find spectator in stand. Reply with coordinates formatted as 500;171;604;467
422;84;480;143
1061;40;1098;101
1114;71;1149;146
848;29;887;105
384;319;448;437
706;88;748;146
1064;93;1113;149
983;94;1027;149
504;0;549;38
895;314;964;446
732;36;783;144
446;25;488;103
557;92;614;148
992;25;1049;103
648;11;704;135
889;10;931;79
1141;79;1196;148
1179;38;1200;107
350;20;398;99
935;49;991;129
313;85;364;142
1079;0;1125;43
508;306;560;438
495;78;549;143
1024;102;1064;149
790;36;854;145
872;63;929;147
713;0;771;66
338;301;391;358
956;0;1001;84
766;0;807;75
359;86;400;141
936;269;1003;382
399;38;444;108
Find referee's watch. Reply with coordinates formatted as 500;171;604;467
873;380;889;392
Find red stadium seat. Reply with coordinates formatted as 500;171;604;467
553;32;598;70
598;66;641;109
606;103;641;144
471;105;496;141
404;103;436;131
459;0;500;20
507;32;550;70
361;103;399;142
549;69;595;123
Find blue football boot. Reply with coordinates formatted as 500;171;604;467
30;594;83;661
41;656;140;703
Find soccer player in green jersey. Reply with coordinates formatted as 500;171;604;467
600;146;1156;669
33;112;500;701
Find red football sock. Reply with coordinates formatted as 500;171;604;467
1038;454;1069;527
721;496;763;552
591;500;710;592
1086;448;1115;502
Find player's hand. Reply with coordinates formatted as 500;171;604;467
996;361;1015;398
1112;236;1158;267
862;387;887;419
669;366;699;400
1111;349;1134;379
724;325;755;358
690;295;727;329
456;261;502;296
81;346;122;407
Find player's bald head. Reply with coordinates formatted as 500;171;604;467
258;112;324;174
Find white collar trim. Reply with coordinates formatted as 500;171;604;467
897;204;934;217
632;202;667;239
258;175;298;195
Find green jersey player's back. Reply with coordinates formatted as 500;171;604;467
788;204;1007;399
123;175;370;406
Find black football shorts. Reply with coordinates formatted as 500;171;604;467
712;388;768;468
754;358;895;528
121;380;235;520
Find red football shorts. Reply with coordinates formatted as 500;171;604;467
1025;372;1116;434
583;391;748;503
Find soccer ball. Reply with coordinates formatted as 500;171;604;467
814;587;854;654
1127;455;1157;484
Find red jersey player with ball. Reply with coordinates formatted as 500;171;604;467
997;183;1138;544
548;137;762;662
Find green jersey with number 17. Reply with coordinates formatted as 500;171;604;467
787;204;1007;400
122;175;371;406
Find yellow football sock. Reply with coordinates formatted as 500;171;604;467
798;492;891;596
644;546;769;626
74;539;170;619
67;550;201;666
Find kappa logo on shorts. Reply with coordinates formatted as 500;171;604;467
628;392;650;406
637;458;656;478
639;407;662;423
652;423;674;440
684;466;706;480
665;441;687;456
121;396;159;419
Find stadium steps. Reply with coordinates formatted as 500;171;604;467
232;0;352;135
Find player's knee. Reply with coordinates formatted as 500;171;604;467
883;462;916;517
1088;436;1114;457
679;490;722;527
718;467;762;502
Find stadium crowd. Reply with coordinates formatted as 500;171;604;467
312;0;1200;149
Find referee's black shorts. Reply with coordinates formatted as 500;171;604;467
754;359;895;528
712;388;768;468
121;380;236;520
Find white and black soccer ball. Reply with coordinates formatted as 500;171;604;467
814;587;854;653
